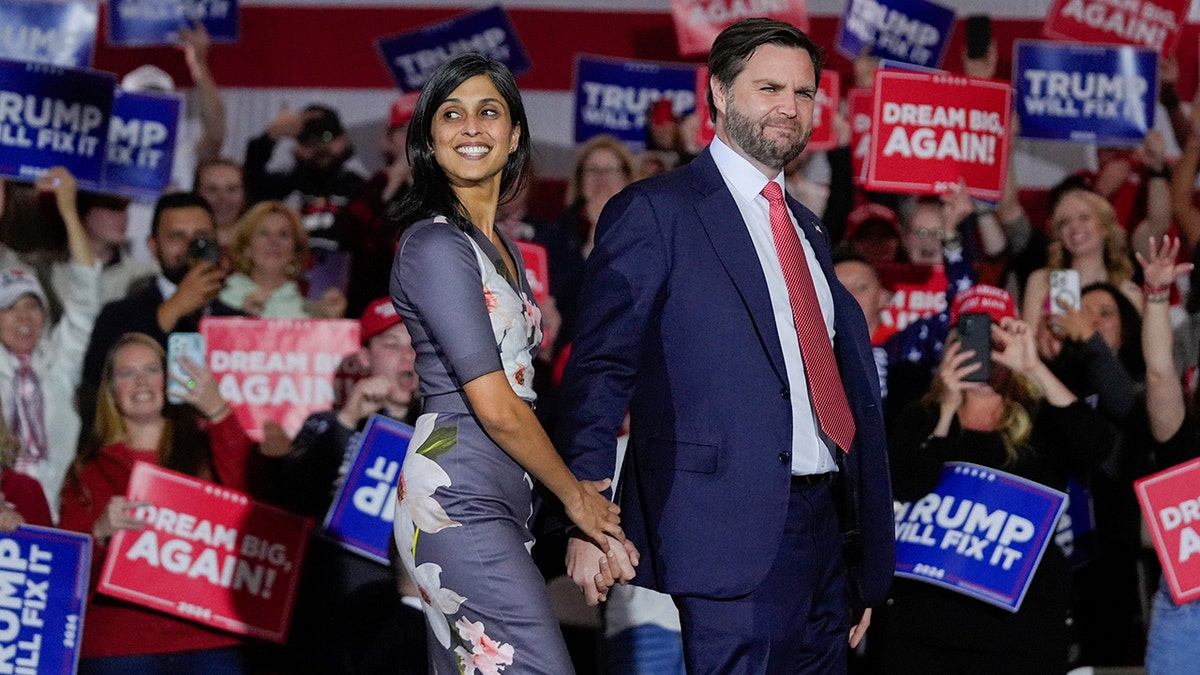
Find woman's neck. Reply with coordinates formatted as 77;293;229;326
251;269;289;292
1070;255;1108;284
124;417;165;451
456;182;501;237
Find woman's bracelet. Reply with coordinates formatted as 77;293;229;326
206;403;231;420
1143;283;1171;303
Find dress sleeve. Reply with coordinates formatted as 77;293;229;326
392;221;502;386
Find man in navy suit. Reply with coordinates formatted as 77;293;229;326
557;18;894;673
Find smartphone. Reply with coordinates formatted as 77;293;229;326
187;236;221;266
1049;269;1081;316
965;15;992;60
957;312;992;383
166;332;207;404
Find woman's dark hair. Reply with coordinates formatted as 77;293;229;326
1082;282;1145;381
392;53;532;235
706;18;824;123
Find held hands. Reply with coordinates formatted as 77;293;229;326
563;478;624;553
94;496;150;544
566;534;640;605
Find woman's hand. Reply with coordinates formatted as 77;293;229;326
940;177;973;231
992;317;1040;375
935;340;981;418
259;420;293;458
1054;297;1096;343
172;356;229;421
243;287;270;317
93;497;150;544
1136;235;1194;289
563;478;623;553
336;375;391;429
315;288;347;318
35;166;77;216
0;495;23;533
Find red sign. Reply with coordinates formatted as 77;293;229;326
1042;0;1186;57
1136;457;1200;604
201;317;360;441
848;87;873;185
867;71;1012;201
515;241;550;307
876;262;949;342
694;66;716;148
671;0;809;57
807;71;841;152
98;463;313;643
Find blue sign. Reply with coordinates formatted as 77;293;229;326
0;0;98;68
323;415;414;564
376;5;530;95
837;0;956;69
893;462;1068;612
1015;40;1158;147
0;525;92;674
108;0;239;46
102;89;180;199
1057;477;1097;569
574;55;697;148
0;59;115;185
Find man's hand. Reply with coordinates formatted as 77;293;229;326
157;261;224;332
849;608;871;648
566;535;639;605
336;375;391;430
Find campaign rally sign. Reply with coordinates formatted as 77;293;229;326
1136;457;1200;604
102;89;180;199
670;0;808;57
108;0;239;46
0;0;98;68
0;59;114;185
866;70;1011;201
894;462;1068;611
1042;0;1186;57
200;317;360;441
807;71;841;153
876;262;948;338
837;0;956;69
324;415;414;564
1014;40;1157;147
0;525;91;675
848;87;873;184
574;55;697;148
98;462;312;643
376;5;530;95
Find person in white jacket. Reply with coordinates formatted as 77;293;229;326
0;167;100;521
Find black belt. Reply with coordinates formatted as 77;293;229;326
791;472;835;486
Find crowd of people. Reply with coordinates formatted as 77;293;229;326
0;12;1195;675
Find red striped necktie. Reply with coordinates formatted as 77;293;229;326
761;181;856;452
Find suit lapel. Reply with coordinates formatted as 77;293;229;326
689;150;788;385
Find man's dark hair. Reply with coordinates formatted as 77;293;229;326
76;191;131;219
393;53;532;235
706;18;824;123
151;192;214;237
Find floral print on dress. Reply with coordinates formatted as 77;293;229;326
454;617;516;675
464;235;542;401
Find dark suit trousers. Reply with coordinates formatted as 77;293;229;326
674;480;850;674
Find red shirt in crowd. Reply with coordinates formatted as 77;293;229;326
58;414;254;658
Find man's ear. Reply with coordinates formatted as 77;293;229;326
146;234;158;259
710;75;728;117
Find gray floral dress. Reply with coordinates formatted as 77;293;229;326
390;216;572;674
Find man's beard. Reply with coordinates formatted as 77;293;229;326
161;262;189;285
724;94;810;171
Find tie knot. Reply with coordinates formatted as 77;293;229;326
761;181;785;205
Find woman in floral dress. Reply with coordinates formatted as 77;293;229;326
388;54;627;674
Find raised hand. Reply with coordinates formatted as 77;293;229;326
1136;235;1193;290
992;317;1039;375
94;496;150;544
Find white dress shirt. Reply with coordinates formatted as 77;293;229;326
709;137;838;475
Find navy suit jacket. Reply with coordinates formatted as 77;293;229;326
557;148;895;608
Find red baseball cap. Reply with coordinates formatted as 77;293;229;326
361;297;403;344
845;203;900;240
950;285;1016;327
389;93;420;130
